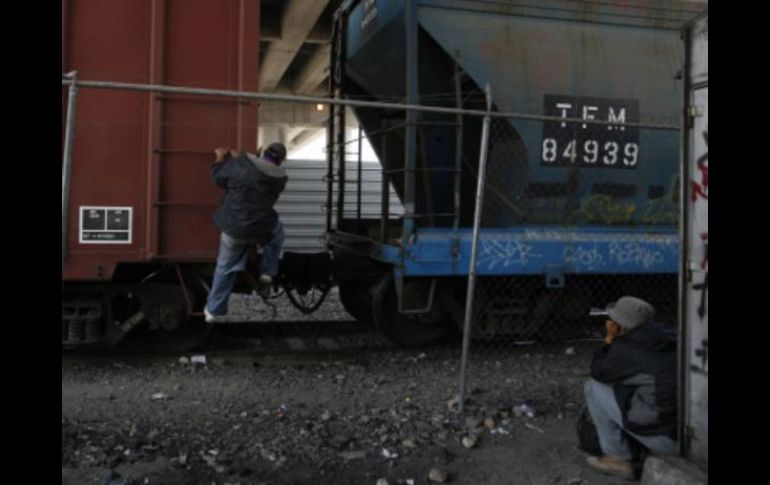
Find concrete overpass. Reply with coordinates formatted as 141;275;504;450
259;0;355;152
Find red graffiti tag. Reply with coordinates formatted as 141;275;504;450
691;131;708;203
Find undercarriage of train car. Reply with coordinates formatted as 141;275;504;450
61;251;335;351
329;236;678;347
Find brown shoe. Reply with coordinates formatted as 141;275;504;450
586;455;635;479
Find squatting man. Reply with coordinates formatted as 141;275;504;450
583;296;678;479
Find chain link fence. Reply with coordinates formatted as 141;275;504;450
456;111;680;411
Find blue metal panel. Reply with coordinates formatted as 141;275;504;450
370;227;678;276
339;0;702;228
347;0;404;66
330;0;703;282
417;4;684;226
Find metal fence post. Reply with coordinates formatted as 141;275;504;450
62;71;79;264
457;84;492;413
402;0;419;243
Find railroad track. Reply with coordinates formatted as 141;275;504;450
61;318;602;364
208;319;368;338
62;319;409;364
205;319;398;354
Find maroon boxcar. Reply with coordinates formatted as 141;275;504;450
62;0;261;348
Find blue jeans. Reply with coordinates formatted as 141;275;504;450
205;222;284;316
584;378;678;460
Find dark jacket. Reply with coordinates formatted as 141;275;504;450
590;322;678;439
212;153;288;243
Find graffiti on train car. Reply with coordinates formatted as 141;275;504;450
478;240;543;269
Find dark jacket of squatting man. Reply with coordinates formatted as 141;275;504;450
590;322;678;439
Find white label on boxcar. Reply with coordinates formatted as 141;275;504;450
79;206;133;244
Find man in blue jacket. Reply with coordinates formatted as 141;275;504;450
584;296;678;479
204;143;288;323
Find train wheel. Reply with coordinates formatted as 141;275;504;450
62;292;115;350
438;279;550;341
120;315;210;353
521;290;554;339
372;273;449;347
528;289;592;342
338;283;375;324
142;277;212;352
112;277;211;352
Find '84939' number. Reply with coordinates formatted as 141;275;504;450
541;138;638;167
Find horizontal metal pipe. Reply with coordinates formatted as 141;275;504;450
410;213;457;219
61;78;680;131
384;167;462;174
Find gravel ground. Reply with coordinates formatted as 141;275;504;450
62;290;630;485
62;343;633;485
220;287;355;323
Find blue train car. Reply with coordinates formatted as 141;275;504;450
326;0;706;345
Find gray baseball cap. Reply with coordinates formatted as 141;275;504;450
605;296;655;330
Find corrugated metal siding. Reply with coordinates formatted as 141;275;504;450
277;159;404;252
